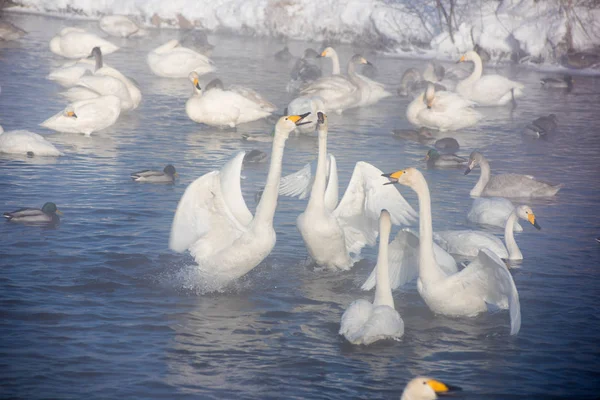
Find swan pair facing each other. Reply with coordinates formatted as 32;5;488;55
50;27;119;59
186;73;276;128
0;125;62;157
59;47;141;112
147;40;215;78
407;83;483;132
169;113;311;291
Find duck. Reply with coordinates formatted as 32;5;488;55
434;205;541;260
0;20;26;41
285;95;326;133
0;126;63;157
465;151;563;197
434;137;459;152
339;210;404;345
147;39;215;78
99;15;147;38
400;377;461;400
392;127;434;144
467;197;523;232
169;113;310;291
424;149;467;168
131;165;178;183
4;202;62;225
40;95;121;135
541;75;573;91
293;112;416;270
49;27;119;59
185;72;275;128
274;46;294;62
456;50;524;107
382;168;521;335
60;47;141;111
286;48;322;93
524;114;558;138
406;83;482;132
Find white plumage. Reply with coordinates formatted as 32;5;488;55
147;40;215;78
40;95;121;135
49;27;119;59
0;127;63;156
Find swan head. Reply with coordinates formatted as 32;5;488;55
41;202;62;216
458;50;479;63
425;83;436;108
188;72;202;92
401;377;461;400
274;113;311;138
319;47;335;58
163;164;178;178
350;54;372;65
516;205;541;230
63;108;78;119
381;167;421;187
316;111;327;133
88;46;101;59
464;151;484;175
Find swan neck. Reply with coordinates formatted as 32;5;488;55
471;157;490;196
504;210;522;260
464;55;483;85
95;51;103;71
307;128;328;209
413;174;446;283
323;155;338;211
254;135;286;225
330;50;340;75
373;222;394;308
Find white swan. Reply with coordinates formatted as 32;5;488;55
434;205;541;260
48;58;97;88
295;112;416;270
40;95;121;135
467;197;523;232
0;126;63;156
99;15;147;38
147;40;215;78
401;377;461;400
300;54;367;114
339;210;404;345
49;27;119;59
168;113;310;290
285;95;326;133
383;168;521;335
61;47;141;111
456;51;524;106
406;83;482;132
465;151;563;197
185;73;275;128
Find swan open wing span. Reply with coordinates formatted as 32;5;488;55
169;152;251;256
445;249;521;335
361;229;458;291
334;162;417;256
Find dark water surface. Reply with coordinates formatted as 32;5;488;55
1;13;600;400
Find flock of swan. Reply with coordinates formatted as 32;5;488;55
1;14;569;396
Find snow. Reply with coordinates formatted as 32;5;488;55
7;0;600;66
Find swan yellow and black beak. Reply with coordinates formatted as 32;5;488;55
317;111;326;124
193;77;201;90
288;112;311;126
457;55;466;63
65;110;78;119
528;213;541;230
427;379;462;396
381;170;405;185
464;160;476;175
318;49;327;58
362;57;373;66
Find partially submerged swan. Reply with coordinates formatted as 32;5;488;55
50;27;119;59
40;95;121;135
147;40;215;78
0;126;63;157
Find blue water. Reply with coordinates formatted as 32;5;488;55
1;13;600;400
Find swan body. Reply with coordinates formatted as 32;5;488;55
406;84;482;132
296;112;417;270
383;168;521;335
465;151;562;198
147;40;215;78
456;51;524;106
339;210;404;345
40;95;121;135
286;95;326;133
4;202;61;225
169;114;309;290
185;72;275;127
467;197;523;232
401;377;461;400
99;15;147;38
62;73;134;111
0;128;63;157
131;165;178;183
49;27;119;59
0;21;26;41
47;58;97;87
434;205;540;260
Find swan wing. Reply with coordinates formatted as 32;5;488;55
434;230;507;258
339;299;374;343
445;249;521;335
278;162;313;199
467;198;523;232
433;90;476;111
486;174;561;197
301;75;356;94
334;162;417;256
169;152;252;254
229;85;276;112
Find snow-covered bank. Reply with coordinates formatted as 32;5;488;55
6;0;600;67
